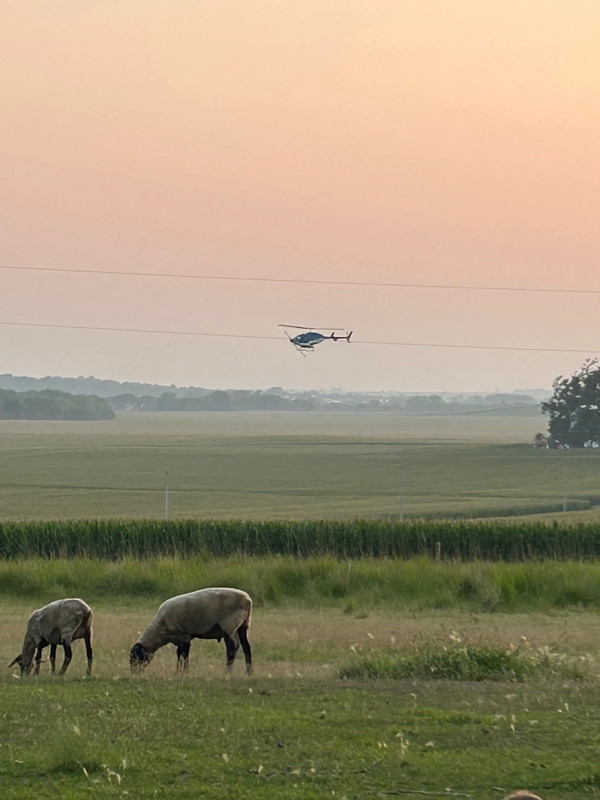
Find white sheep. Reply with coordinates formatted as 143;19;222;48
130;587;252;673
9;598;93;676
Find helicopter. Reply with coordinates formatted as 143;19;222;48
279;325;353;354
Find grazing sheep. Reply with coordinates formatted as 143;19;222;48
9;598;93;676
130;587;252;674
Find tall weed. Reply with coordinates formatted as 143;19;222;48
2;555;600;612
340;642;584;681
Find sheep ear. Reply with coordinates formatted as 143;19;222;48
8;654;22;668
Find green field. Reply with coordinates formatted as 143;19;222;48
2;578;599;800
2;557;600;799
3;662;599;800
2;408;599;521
2;410;600;798
2;554;599;799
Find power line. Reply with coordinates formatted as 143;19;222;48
359;339;598;354
2;263;599;295
0;319;597;355
0;320;279;341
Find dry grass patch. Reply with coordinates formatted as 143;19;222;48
3;603;600;681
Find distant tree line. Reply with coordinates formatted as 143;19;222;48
0;389;115;420
0;374;542;417
107;389;539;414
109;390;322;412
0;373;209;399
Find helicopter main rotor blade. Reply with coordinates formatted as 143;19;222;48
278;324;344;331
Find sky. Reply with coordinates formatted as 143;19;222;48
2;1;599;393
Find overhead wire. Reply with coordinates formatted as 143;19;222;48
2;263;600;295
0;320;597;355
2;262;598;355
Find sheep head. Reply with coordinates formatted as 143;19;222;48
8;653;33;675
130;643;153;670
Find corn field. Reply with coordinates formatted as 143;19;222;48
1;518;600;560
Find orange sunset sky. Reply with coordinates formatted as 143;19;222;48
2;2;599;393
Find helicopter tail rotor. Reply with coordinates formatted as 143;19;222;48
331;330;353;343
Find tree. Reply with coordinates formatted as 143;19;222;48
0;388;114;420
541;358;600;447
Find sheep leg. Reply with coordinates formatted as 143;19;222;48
59;639;72;675
238;624;252;675
176;643;190;670
34;644;44;676
84;633;93;675
223;632;239;671
50;644;57;673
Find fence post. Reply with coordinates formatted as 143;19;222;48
165;471;169;520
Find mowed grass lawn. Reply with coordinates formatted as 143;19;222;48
2;408;600;521
2;603;600;799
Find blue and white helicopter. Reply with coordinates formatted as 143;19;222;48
279;324;353;354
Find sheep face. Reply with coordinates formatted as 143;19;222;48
130;643;153;670
8;653;34;676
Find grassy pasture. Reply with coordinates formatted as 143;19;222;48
2;408;600;521
2;409;600;797
1;556;600;798
1;600;600;799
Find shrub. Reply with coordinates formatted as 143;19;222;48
339;643;584;682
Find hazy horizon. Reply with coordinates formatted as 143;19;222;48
3;3;599;394
0;369;551;399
